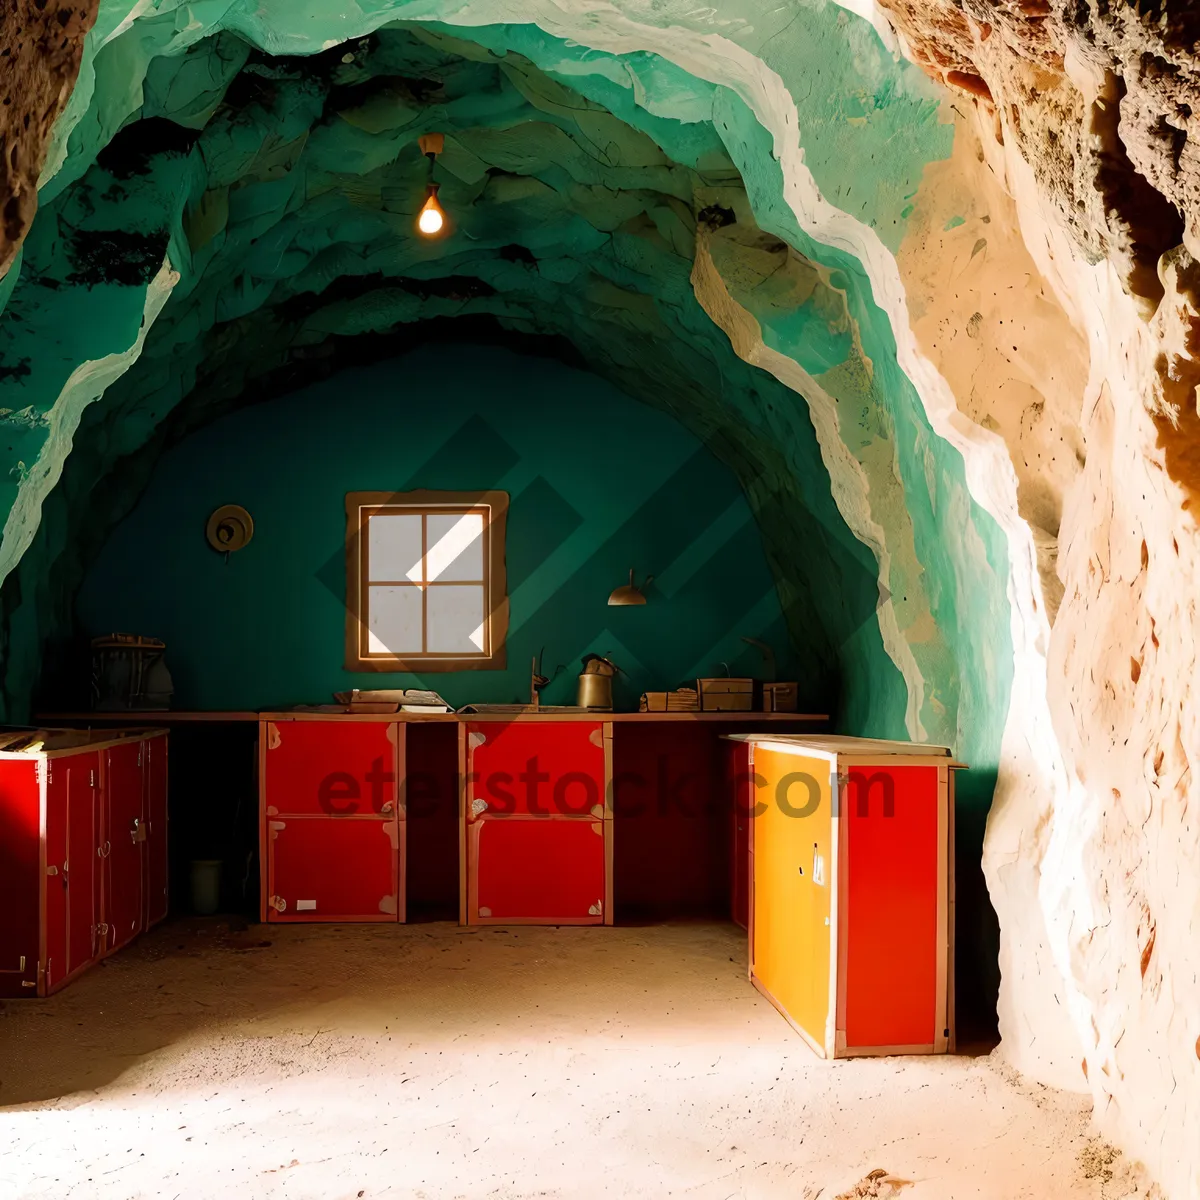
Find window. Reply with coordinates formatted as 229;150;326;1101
345;490;508;671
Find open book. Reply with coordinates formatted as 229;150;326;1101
333;688;451;713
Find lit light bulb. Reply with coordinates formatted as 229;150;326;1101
417;186;446;238
418;204;444;235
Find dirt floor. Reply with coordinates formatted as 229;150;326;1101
0;920;1138;1199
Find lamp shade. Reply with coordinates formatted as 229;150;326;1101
608;568;649;606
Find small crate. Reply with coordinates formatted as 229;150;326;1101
762;682;799;713
697;678;755;712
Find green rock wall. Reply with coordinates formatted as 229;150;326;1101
74;344;809;711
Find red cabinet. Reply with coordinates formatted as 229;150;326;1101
0;728;169;998
732;734;957;1057
464;720;611;926
261;720;402;922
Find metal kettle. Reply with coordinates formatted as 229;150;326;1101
576;654;618;710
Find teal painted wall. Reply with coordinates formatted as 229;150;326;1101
75;345;807;711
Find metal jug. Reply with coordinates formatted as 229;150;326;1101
576;654;618;710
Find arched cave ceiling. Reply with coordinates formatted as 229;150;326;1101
0;5;1014;785
5;21;907;729
10;3;1200;1198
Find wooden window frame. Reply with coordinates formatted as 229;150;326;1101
345;489;509;672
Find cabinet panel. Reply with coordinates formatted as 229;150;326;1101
0;761;42;997
44;769;68;994
267;816;399;922
144;736;169;927
471;817;606;923
104;741;145;953
844;764;939;1049
64;753;101;985
265;721;397;817
467;721;605;819
1;732;169;999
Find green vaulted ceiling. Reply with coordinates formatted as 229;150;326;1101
0;1;1012;958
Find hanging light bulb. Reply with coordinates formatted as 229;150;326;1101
416;133;447;239
417;184;446;237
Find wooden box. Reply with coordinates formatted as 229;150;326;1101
727;734;959;1057
697;677;755;712
639;688;699;713
762;682;799;712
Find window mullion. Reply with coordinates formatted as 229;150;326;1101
421;511;428;655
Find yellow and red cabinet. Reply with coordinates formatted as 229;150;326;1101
462;720;612;925
731;734;958;1057
0;729;168;998
260;720;402;922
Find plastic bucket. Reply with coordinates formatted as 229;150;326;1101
190;859;222;915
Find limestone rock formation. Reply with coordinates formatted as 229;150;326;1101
0;0;98;279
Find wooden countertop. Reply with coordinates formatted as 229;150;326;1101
39;711;261;723
39;710;828;725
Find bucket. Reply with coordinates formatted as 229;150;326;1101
190;859;222;915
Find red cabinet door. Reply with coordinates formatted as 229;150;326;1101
62;752;101;988
267;815;399;921
844;764;940;1050
264;721;397;817
103;741;145;954
470;818;606;924
43;763;68;994
0;759;45;997
467;722;605;819
144;735;169;927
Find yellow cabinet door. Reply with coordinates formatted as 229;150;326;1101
751;746;834;1053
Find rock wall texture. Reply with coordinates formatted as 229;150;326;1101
872;3;1200;1196
0;0;98;279
2;0;1199;1196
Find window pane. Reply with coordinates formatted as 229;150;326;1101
427;584;486;653
426;512;484;582
367;513;423;582
366;585;423;655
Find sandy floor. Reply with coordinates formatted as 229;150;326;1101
0;920;1132;1199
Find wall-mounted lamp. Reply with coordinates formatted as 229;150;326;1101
608;568;652;606
416;132;448;238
